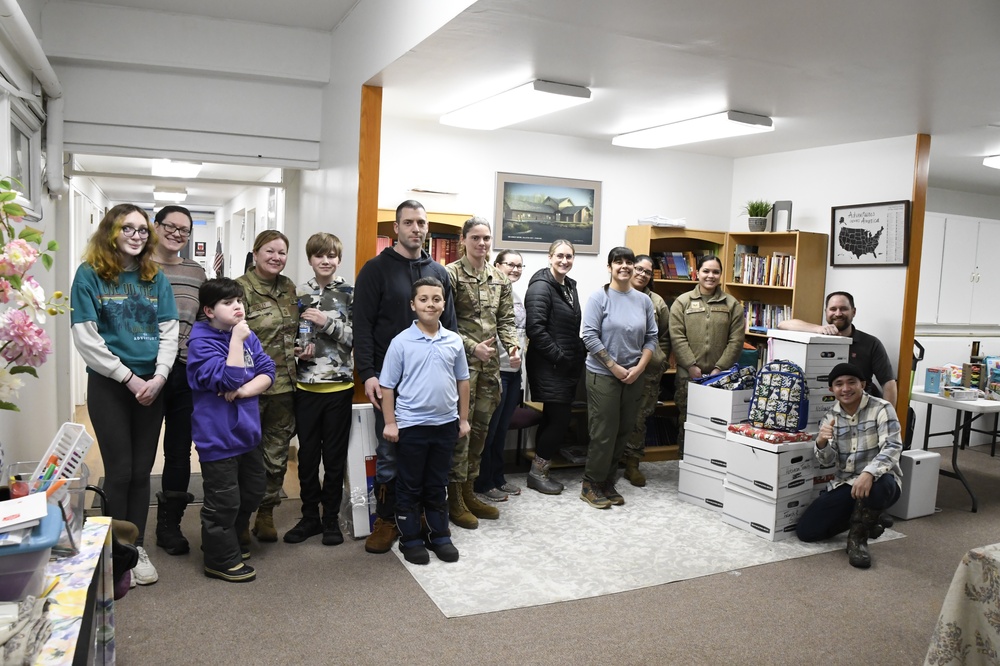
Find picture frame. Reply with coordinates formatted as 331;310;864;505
494;172;601;254
771;200;793;232
194;241;206;257
830;200;910;267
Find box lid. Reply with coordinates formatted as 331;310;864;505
0;504;62;556
767;330;852;345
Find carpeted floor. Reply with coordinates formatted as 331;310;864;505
394;461;904;617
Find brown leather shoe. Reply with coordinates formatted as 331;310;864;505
364;517;400;554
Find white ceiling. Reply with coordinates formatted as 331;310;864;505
68;0;1000;208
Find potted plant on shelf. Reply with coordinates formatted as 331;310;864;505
742;200;772;232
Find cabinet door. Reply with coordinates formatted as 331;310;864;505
916;214;946;324
971;221;1000;325
936;217;977;324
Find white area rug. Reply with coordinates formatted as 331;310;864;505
393;461;905;617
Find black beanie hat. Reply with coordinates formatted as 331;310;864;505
828;362;865;386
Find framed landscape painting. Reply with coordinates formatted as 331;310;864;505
494;172;602;254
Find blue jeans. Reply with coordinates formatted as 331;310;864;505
475;371;521;493
796;474;900;542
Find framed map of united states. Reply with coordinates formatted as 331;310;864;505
830;200;910;266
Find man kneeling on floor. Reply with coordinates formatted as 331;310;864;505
796;363;903;569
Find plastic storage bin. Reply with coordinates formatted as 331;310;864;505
0;504;62;601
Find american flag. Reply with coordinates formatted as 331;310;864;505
213;239;225;278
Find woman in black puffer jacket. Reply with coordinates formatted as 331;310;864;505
524;240;586;495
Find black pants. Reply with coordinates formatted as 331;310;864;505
160;361;193;494
201;447;266;570
796;474;901;542
475;370;521;493
535;402;572;460
87;372;164;546
293;389;352;520
395;421;457;546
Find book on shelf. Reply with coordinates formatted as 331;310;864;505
659;253;677;278
742;301;793;332
376;236;392;253
672;252;690;279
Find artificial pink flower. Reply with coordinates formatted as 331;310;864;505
0;309;52;367
0;239;38;277
0;278;10;304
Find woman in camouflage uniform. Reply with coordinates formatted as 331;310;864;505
445;217;519;529
236;230;300;543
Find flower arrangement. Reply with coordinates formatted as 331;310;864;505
0;177;67;411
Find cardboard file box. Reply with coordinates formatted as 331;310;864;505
344;404;378;538
888;450;940;520
687;382;754;433
725;432;815;500
683;422;730;472
768;332;850;365
721;482;813;542
678;461;725;513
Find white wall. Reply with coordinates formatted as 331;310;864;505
730;135;917;370
379;116;735;303
928;187;1000;220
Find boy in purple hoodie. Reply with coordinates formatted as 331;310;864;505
187;278;275;582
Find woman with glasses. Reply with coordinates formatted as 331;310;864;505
71;204;179;586
580;247;657;509
668;254;745;452
524;240;586;495
474;250;527;502
149;205;207;556
620;255;671;486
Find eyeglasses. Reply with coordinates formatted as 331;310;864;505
158;221;192;238
500;261;524;270
121;226;150;238
633;267;653;277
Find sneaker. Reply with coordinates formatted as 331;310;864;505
500;482;522;496
132;546;159;585
204;563;256;583
580;481;611;510
602;483;625;506
283;517;323;544
479;488;508;502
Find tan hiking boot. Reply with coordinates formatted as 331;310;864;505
624;457;646;487
252;507;278;542
364;517;400;554
448;481;478;530
462;480;499;520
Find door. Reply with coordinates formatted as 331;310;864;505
936;216;977;324
971;221;1000;325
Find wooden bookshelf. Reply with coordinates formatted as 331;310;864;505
624;226;727;304
724;231;828;342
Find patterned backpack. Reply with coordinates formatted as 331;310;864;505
747;360;809;432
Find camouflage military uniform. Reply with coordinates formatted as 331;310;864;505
624;288;672;460
446;255;518;482
236;269;299;508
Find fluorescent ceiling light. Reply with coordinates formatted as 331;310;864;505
612;110;774;149
152;159;202;178
984;155;1000;169
153;187;188;203
440;80;591;130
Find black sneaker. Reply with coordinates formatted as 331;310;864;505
283;517;323;544
204;563;256;583
322;524;344;546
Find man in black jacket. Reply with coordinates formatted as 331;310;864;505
354;200;457;554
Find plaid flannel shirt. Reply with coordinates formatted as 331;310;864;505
816;392;903;490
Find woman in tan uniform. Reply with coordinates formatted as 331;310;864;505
668;254;745;452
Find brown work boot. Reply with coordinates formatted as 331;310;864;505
252;507;277;542
462;480;499;520
624;457;646;487
448;481;478;530
364;517;400;554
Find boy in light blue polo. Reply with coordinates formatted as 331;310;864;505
380;277;470;565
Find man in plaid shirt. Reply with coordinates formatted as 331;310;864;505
796;363;903;569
